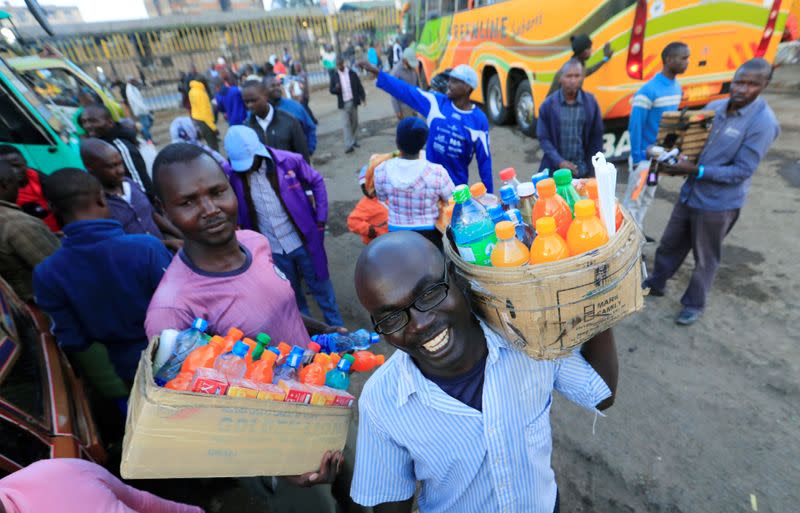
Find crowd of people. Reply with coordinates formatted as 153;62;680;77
0;28;781;513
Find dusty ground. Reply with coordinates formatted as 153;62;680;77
142;66;800;513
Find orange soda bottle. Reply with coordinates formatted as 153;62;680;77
300;353;331;386
326;353;341;373
221;327;245;353
350;351;386;373
165;371;193;391
585;179;623;231
529;217;570;264
532;179;571;239
490;221;529;267
566;199;609;256
245;347;279;383
180;335;225;375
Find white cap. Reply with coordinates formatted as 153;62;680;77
517;182;536;197
448;64;478;89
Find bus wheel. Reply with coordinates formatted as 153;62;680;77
486;75;511;125
514;79;536;137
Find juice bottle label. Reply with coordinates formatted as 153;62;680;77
329;388;355;408
227;379;260;398
256;384;286;402
278;380;312;404
191;376;228;395
457;237;496;265
309;386;336;406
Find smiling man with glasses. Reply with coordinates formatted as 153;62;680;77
351;231;619;513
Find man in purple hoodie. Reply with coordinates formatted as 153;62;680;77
223;125;343;326
214;73;247;126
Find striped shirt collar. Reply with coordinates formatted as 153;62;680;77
394;319;507;408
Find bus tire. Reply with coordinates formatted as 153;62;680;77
514;79;537;137
485;74;511;125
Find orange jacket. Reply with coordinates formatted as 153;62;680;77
347;197;388;244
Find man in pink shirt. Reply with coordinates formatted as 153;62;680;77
0;459;202;513
145;143;329;344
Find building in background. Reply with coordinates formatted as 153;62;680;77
144;0;263;17
1;2;83;27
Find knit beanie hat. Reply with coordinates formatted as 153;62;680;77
396;117;428;155
571;34;592;56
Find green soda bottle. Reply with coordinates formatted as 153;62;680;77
553;169;582;216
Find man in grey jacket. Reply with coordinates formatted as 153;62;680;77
390;47;420;120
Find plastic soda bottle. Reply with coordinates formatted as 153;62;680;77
245;347;280;383
221;327;245;353
469;182;500;208
490;221;529;267
531;170;550;198
326;353;341;373
487;204;511;225
529;217;570;264
312;329;381;354
532;178;572;239
552;169;582;215
300;353;331;386
272;349;304;384
585;179;623;231
566;199;609;256
180;335;225;376
301;341;322;366
499;185;519;211
516;182;536;227
250;333;271;362
506;208;535;247
325;354;355;390
154;318;209;386
350;351;386;373
213;340;250;380
450;184;497;266
499;167;521;190
165;371;193;391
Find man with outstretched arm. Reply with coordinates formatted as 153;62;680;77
350;232;618;513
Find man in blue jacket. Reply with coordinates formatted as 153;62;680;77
360;61;494;193
33;168;173;382
536;59;604;177
214;73;247;126
642;59;779;326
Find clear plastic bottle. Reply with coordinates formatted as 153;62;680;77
301;341;322;366
487;204;511;225
469;182;500;208
499;167;521;190
272;349;304;384
154;318;209;386
213;340;250;380
506;208;535;248
531;170;550;199
499;185;519;211
450;184;497;266
490;221;529;267
516;182;536;227
312;329;381;354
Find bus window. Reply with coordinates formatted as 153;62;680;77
0;84;52;146
18;68;81;109
441;0;456;15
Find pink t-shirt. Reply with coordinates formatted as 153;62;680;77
145;230;310;347
0;459;203;513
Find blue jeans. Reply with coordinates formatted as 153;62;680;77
272;246;343;326
138;114;154;141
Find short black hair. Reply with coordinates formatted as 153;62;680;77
152;142;222;199
560;58;584;75
0;159;14;181
242;79;266;93
41;168;101;218
737;57;773;82
0;144;22;157
661;42;688;63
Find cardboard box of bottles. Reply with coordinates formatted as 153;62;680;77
120;338;352;479
444;208;645;359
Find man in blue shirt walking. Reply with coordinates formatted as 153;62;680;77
622;42;689;234
642;59;779;326
361;61;494;193
350;232;618;513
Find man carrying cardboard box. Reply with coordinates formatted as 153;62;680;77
350;231;618;513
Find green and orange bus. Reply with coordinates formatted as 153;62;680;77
413;0;792;158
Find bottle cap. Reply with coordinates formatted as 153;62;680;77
531;171;549;186
267;347;282;356
499;185;517;204
287;352;303;368
338;357;353;372
375;354;385;365
262;349;279;364
308;341;321;353
574;199;596;218
313;353;330;364
495;220;516;239
487;204;506;222
256;333;271;345
232;340;249;357
289;345;305;356
226;327;244;340
277;342;292;355
469;182;487;197
536;178;556;197
499;167;516;181
310;334;318;342
452;184;471;204
584;178;598;199
552;169;573;186
191;318;209;332
369;332;380;344
506;208;524;225
243;337;256;348
209;335;224;346
517;182;535;198
343;354;356;363
535;216;557;235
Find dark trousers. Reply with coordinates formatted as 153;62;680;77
194;120;219;151
414;228;444;252
272;246;344;327
646;202;740;311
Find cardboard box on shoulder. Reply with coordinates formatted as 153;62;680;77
121;338;352;479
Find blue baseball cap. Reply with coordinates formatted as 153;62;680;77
224;125;271;172
448;64;478;89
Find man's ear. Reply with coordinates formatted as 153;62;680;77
95;188;107;208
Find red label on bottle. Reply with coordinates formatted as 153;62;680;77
284;388;312;404
191;377;228;395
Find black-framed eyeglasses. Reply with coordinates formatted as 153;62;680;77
371;264;450;335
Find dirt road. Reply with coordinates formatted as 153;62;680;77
146;66;799;513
